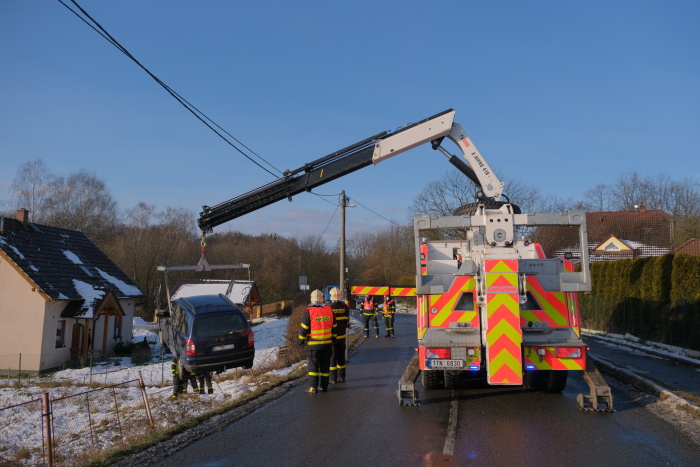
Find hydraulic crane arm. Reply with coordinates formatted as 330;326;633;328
198;109;504;233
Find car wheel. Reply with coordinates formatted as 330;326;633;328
242;359;254;370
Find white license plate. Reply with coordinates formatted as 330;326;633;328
428;359;464;369
212;344;236;351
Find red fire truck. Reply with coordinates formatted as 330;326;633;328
198;109;613;411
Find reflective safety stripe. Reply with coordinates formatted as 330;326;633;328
309;372;320;376
300;323;310;329
308;339;332;345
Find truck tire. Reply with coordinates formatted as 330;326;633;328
545;370;568;393
523;370;547;391
422;369;443;390
444;370;458;389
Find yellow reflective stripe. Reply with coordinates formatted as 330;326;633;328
307;339;332;345
309;372;320;376
335;316;349;320
300;323;309;329
320;372;329;376
298;335;306;340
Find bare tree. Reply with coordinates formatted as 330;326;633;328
10;159;54;221
43;170;119;245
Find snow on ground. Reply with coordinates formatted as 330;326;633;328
0;316;298;465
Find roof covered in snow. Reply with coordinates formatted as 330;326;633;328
170;279;259;305
0;216;145;309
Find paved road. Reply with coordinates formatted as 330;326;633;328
585;335;700;402
120;314;700;467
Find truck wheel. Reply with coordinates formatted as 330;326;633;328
177;356;187;380
523;370;546;391
545;370;568;393
444;370;458;389
421;370;443;390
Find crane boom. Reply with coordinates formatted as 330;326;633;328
198;109;502;233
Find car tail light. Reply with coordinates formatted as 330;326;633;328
426;348;451;359
185;338;196;355
248;330;255;347
554;347;581;358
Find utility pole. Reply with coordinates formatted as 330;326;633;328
340;191;347;301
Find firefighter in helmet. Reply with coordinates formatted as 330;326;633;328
361;295;379;338
298;289;336;393
382;295;396;337
328;287;349;383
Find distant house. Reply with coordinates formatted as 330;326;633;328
674;238;700;256
532;205;674;261
0;209;145;373
170;279;261;319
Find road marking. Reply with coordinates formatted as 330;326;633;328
443;389;458;457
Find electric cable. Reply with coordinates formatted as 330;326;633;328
57;0;282;177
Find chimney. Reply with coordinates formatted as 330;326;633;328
16;208;30;226
639;201;646;213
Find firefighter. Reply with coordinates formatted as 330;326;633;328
197;372;214;394
361;295;379;338
170;357;184;399
382;295;396;337
328;287;349;384
298;289;336;393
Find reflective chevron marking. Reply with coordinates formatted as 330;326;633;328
485;259;522;385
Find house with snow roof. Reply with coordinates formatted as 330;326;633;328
0;209;145;373
170;279;261;319
531;205;674;261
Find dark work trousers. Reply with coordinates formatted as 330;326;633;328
307;345;332;390
171;360;184;397
383;315;395;337
363;313;379;337
329;341;346;383
197;372;213;394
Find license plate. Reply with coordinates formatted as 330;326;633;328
212;344;236;351
428;359;464;369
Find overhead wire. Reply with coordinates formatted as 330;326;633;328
58;0;403;233
57;0;282;178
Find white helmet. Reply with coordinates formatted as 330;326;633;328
329;287;341;301
310;289;324;303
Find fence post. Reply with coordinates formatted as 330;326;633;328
43;392;53;467
137;370;154;426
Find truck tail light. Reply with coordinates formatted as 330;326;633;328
426;348;451;359
185;338;196;355
554;347;581;358
248;330;255;347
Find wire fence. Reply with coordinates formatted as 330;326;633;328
0;347;288;466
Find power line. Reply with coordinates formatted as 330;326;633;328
57;0;283;177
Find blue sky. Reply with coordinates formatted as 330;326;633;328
1;1;698;243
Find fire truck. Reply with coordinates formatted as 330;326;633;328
198;109;613;411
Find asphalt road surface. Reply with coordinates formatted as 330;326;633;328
143;314;699;467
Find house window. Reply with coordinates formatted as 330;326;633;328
56;320;66;348
113;315;122;338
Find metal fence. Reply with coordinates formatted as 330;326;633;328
0;371;155;467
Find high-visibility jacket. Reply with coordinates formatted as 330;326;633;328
382;299;396;316
329;300;350;341
362;299;376;315
299;304;336;345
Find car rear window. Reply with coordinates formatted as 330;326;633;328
194;313;247;339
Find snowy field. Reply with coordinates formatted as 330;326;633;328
0;316;299;466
